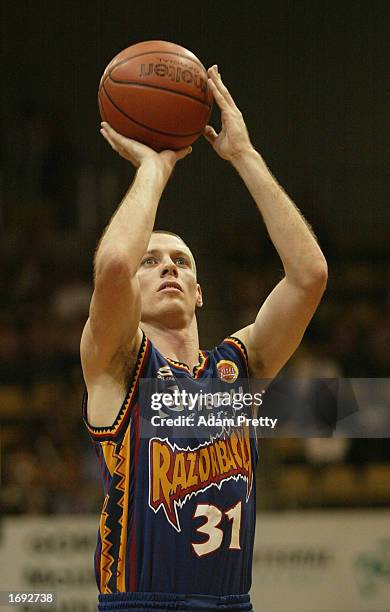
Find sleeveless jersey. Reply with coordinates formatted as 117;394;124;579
82;333;258;598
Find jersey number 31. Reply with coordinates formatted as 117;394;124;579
192;501;242;557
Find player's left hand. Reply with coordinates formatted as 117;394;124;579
203;65;253;161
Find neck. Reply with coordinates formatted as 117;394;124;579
141;317;200;370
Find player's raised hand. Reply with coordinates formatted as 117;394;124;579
203;66;253;161
100;122;192;176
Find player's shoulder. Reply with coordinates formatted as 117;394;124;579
81;328;147;430
206;333;249;375
81;323;144;386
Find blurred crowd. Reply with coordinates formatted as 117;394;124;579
0;102;389;515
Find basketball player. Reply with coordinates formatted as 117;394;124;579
81;66;327;611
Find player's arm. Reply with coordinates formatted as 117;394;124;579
81;124;192;382
204;66;327;379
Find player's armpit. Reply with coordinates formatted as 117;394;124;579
80;255;142;381
232;275;326;380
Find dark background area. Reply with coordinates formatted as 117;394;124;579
1;1;389;238
0;1;389;514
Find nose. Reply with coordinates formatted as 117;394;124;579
160;259;179;278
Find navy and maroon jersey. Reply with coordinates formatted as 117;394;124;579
82;332;258;598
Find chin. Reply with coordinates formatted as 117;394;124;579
143;303;185;322
160;304;186;319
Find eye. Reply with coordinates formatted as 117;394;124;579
175;256;188;266
142;256;157;266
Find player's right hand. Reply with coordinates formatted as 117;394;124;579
100;122;192;176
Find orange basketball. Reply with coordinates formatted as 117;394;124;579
98;40;213;151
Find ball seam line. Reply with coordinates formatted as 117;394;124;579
107;49;206;74
107;78;211;109
101;82;205;138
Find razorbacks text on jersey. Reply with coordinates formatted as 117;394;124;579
82;333;257;611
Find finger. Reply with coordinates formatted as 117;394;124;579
100;125;118;148
100;122;130;148
208;78;230;111
207;66;237;110
100;127;119;152
100;122;130;147
101;121;118;135
203;125;218;145
209;67;237;109
175;146;192;160
100;121;120;139
207;64;218;75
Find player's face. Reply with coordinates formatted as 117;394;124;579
137;234;202;324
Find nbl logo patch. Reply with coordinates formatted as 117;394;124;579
217;360;239;383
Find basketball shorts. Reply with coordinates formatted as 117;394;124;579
98;591;253;611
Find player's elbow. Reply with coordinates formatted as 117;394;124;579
302;256;328;294
289;254;328;295
94;249;132;286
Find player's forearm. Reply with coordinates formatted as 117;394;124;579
232;148;327;287
95;162;168;277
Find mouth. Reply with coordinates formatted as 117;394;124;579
158;281;183;292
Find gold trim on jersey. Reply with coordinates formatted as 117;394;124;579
101;441;118;476
98;426;131;592
99;494;114;593
115;426;130;591
223;336;249;374
166;350;208;378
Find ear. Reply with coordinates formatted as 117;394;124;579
196;283;203;308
